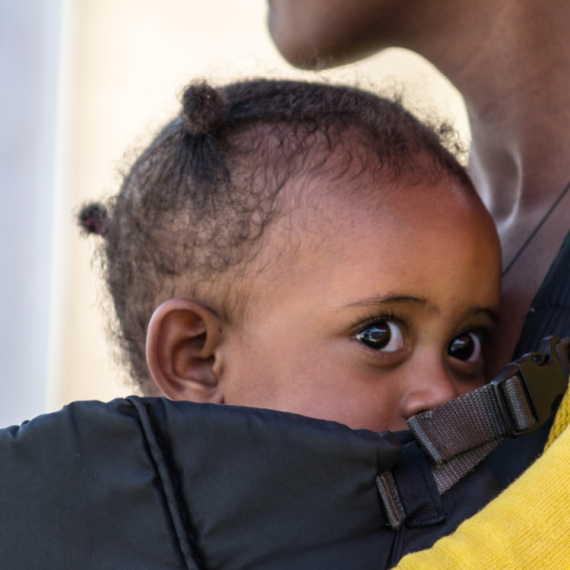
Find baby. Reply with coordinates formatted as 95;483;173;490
80;79;501;433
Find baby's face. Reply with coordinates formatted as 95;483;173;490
219;171;501;432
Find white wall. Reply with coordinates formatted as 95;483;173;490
0;0;73;426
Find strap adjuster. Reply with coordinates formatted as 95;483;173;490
490;336;568;437
380;336;570;529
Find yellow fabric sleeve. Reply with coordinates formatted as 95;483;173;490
396;385;570;570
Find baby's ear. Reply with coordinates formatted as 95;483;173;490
146;298;223;403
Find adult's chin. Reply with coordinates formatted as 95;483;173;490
266;0;397;70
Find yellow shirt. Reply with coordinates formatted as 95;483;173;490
396;386;570;570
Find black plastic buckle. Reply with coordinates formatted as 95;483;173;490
490;336;569;437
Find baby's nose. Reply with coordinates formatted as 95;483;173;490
400;367;459;420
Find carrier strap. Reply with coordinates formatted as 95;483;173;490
378;336;570;529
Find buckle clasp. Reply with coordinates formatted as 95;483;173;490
490;336;569;437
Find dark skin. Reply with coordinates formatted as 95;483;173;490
267;0;570;376
146;169;500;432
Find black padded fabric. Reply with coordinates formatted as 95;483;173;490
0;400;190;570
0;397;500;569
514;230;570;358
486;230;570;486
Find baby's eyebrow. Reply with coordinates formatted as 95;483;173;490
343;294;430;310
342;295;500;323
469;306;501;324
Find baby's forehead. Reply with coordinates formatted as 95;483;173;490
276;158;475;228
241;165;501;330
257;165;493;270
220;156;500;330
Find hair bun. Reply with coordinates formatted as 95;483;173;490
78;202;109;237
181;82;226;135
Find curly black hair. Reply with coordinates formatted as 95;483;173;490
79;78;473;394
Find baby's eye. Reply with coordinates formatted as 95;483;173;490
356;322;405;352
447;332;482;362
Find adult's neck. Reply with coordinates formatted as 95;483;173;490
398;1;570;371
404;2;570;234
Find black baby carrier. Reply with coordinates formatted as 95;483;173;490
0;337;567;570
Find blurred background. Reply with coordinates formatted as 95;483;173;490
0;0;469;427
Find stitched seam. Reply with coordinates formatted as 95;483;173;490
128;396;206;570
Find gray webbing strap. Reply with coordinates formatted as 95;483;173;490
408;375;533;466
430;440;500;494
376;471;405;529
378;336;570;529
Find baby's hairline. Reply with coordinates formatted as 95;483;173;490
157;157;482;334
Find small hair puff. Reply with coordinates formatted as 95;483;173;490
78;202;109;237
181;82;226;136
